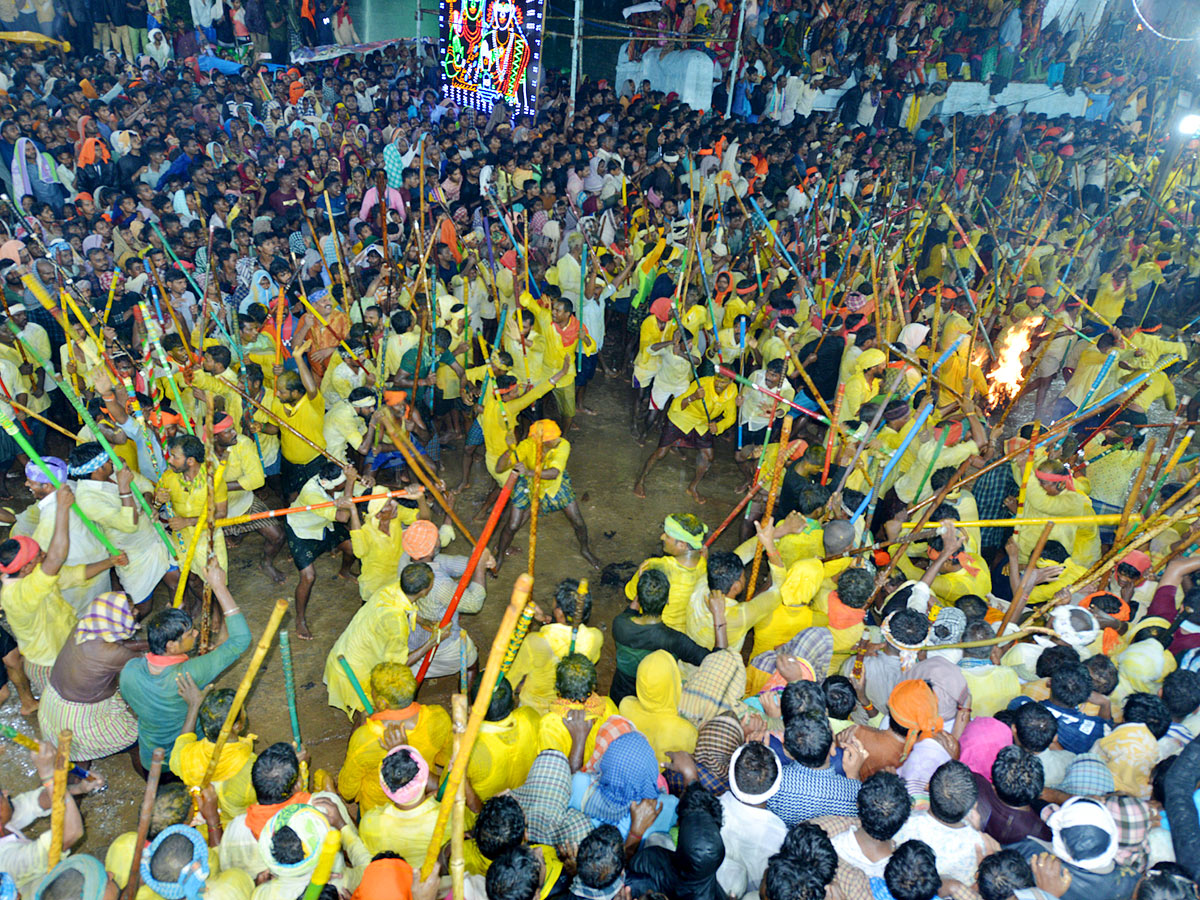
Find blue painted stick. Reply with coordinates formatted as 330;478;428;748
850;401;935;525
903;335;966;401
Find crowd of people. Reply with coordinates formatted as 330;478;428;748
3;0;1200;898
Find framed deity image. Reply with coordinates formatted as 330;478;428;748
440;0;546;116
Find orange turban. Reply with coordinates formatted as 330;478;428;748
352;858;413;900
402;519;439;559
888;679;944;761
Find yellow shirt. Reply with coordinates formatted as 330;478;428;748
0;565;81;666
170;733;257;825
514;436;570;498
350;518;406;601
157;462;229;576
618;650;697;763
1064;347;1118;408
466;708;542;802
360;796;445;866
481;380;555;472
220;435;265;519
338;706;453;812
1092;276;1129;323
323;400;367;463
624;554;707;631
750;558;823;658
266;393;325;464
537;696;618;758
666;376;738;435
191;369;244;430
508;626;604;714
324;584;414;717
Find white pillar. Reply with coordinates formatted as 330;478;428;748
568;0;583;122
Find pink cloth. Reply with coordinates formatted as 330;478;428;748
958;716;1013;783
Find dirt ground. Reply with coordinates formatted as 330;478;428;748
0;374;750;856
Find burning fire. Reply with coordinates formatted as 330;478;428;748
986;316;1043;411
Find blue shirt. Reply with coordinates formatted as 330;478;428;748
766;762;861;825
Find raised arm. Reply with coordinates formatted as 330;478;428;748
42;484;73;576
293;338;320;399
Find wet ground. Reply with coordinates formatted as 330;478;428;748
0;372;750;855
2;360;1195;856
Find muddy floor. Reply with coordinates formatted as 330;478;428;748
0;373;752;855
0;362;1193;856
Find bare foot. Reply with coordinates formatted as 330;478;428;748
633;482;647;498
580;406;598;416
582;549;602;569
295;622;314;640
688;489;707;505
20;697;39;716
261;562;287;584
504;544;522;557
335;568;355;582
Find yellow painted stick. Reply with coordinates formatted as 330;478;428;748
47;729;72;868
901;514;1145;529
171;461;228;609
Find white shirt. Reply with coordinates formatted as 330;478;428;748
895;811;991;883
716;793;787;898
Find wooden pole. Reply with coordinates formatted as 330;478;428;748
200;399;217;651
1116;438;1156;545
377;412;477;543
199;597;289;789
421;573;533;879
171;461;227;609
998;521;1054;635
121;747;165;900
527;437;544;576
450;693;467;900
745;416;792;599
46;729;72;869
822;384;845;485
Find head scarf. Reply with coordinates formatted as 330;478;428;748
379;745;429;806
259;804;330;878
76;592;137;644
1118;618;1177;693
582;731;661;824
0;535;40;574
1096;723;1158;799
679;649;746;726
67;444;108;478
664;514;707;549
25;456;66;484
650;296;673;323
0;240;24;264
528;419;562;443
78;137;111;167
752;627;833;682
633;649;684;716
690;713;744;793
888;679;944;761
352;858;414;900
402;520;439;559
958;716;1013;782
1120;550;1151;577
1049;606;1099;648
11;137;57;198
1102;793;1151;869
110;130;134;157
34;855;109;900
881;610;926;671
1048;797;1119;872
855;347;886;375
1059;753;1116;797
141;825;209;899
929;607;967;646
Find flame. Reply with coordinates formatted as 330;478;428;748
986;316;1043;411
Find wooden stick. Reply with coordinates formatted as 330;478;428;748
822;384;845;485
1116;438;1155;545
377;412;477;544
121;747;165;900
214;488;419;528
705;439;808;547
528;437;544;576
302;831;342;900
746;416;792;599
225;380;343;468
201;399;217;651
999;521;1054;636
200;597;289;789
47;729;72;868
450;693;467;900
420;572;533;879
900;514;1145;529
4;397;77;440
172;461;227;609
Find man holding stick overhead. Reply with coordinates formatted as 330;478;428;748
263;338;326;502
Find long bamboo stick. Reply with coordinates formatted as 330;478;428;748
337;654;375;713
224;379;343;468
420;573;533;879
171;461;228;609
302;831;342;900
1116;438;1156;545
199;597;289;789
121;747;165;900
746;416;792;599
47;730;72;868
998;521;1054;636
450;693;467;900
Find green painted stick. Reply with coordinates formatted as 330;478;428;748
0;408;117;554
9;323;177;558
136;302;197;436
337;654;375;714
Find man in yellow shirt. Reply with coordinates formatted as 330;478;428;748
623;513;709;631
479;360;570;487
0;484;96;702
338;661;452;812
633;371;737;503
493;419;600;572
465;677;540;803
360;743;444;866
264;339;325;501
211;412;285;584
189;345;244;430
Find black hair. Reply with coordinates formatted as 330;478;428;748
554;578;592;624
1036;644;1081;679
991;744;1044;807
1135;873;1193;900
635;568;671;615
707;550;745;594
779;822;837;884
732;740;780;796
381;747;421;795
888;608;930;646
783;713;833;768
146;607;193;655
780;681;826;723
68;441;107;473
400;562;434;596
270;825;305;865
858;771;910;841
251;742;300;804
823;675;857;719
837;567;874;609
38;869;86;899
576;825;624;890
150;831;199;883
555;653;598;702
1152;755;1176;805
167;433;206;464
470;675;516;723
929;761;977;824
475;795;526;860
977;850;1035;900
1085;655;1119;696
485;847;543;900
884;840;942;900
1014;701;1057;752
762;855;828;900
1040;541;1070;564
1123;692;1172;740
1050;662;1093;708
205;345;232;368
1162;670;1200;720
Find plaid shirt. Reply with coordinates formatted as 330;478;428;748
766;762;861;825
511;750;592;847
973;462;1017;550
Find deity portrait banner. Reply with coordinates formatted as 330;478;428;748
440;0;546;116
